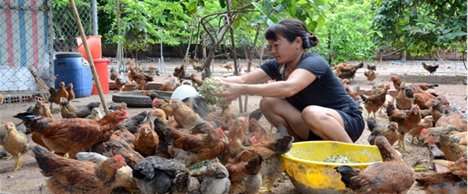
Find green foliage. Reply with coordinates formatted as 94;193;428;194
371;0;467;56
198;78;226;105
314;1;376;65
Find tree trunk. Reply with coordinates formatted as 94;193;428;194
328;31;332;65
183;22;194;64
400;50;407;61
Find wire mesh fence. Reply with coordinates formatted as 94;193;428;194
0;0;54;98
0;0;92;103
53;0;93;52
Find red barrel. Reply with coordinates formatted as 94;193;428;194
91;58;111;94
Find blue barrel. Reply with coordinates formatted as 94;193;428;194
54;52;93;98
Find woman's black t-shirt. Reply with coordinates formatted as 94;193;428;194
259;52;359;112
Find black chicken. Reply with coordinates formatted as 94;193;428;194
422;62;439;75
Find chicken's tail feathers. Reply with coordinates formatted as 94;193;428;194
14;112;41;122
33;146;55;176
334;165;361;189
366;117;378;132
13;112;49;131
359;94;367;102
87;102;101;109
246;154;263;174
273;123;289;140
271;136;293;154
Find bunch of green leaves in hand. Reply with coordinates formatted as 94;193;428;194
198;78;226;105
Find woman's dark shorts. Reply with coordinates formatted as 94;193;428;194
308;103;365;142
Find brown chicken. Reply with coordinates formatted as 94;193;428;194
76;152;137;192
0;93;3;104
170;100;204;129
345;84;361;101
409;116;434;145
226;154;263;194
1;122;30;171
33;146;126;194
134;123;159;157
387;103;422;151
65;83;75;101
336;62;363;81
191;73;204;87
335;135;415;194
159;76;179;91
395;83;413;110
14;110;127;158
435;109;467;132
367;63;376;71
110;68;119;81
128;65;153;90
152;98;174;116
422;62;439;75
222;61;234;72
59;97;101;119
366;117;400;146
110;69;128;92
48;82;69;110
160;118;228;166
113;128;136;148
170;128;228;166
29;100;54;120
416;171;466;194
173;64;186;78
424;126;467;161
364;70;377;83
91;134;144;169
148;65;158;77
433;157;467;182
360;84;390;119
390;75;438;92
431;99;448;123
226;117;252;148
192;61;205;73
245;119;293;192
412;92;437;110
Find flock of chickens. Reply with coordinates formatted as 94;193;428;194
0;75;294;194
333;61;466;193
0;59;466;194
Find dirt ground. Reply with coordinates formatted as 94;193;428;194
0;58;466;194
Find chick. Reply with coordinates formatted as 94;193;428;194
86;107;103;120
1;122;30;171
190;160;231;194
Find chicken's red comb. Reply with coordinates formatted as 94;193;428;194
217;128;225;134
420;128;427;137
121;109;128;115
115;155;125;162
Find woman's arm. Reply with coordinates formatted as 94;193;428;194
221;69;271;84
218;69;316;101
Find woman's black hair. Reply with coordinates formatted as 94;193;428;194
264;18;319;48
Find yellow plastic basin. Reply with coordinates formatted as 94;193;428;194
281;141;382;194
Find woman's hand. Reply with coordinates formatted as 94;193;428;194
213;82;244;102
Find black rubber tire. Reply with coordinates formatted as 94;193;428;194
55;52;83;58
112;90;171;108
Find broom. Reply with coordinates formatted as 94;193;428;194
28;66;51;101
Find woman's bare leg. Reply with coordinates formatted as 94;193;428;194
301;105;352;143
259;97;311;141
